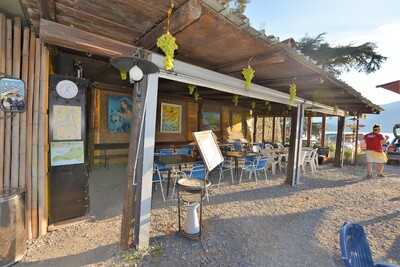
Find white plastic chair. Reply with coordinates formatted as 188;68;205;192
301;150;316;174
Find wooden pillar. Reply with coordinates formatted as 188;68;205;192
134;72;158;250
286;104;304;186
321;115;326;147
306;116;312;147
38;43;49;236
334;116;345;167
252;113;257;143
262;116;265;143
353;115;360;165
272;116;276;143
282;117;286;145
0;14;6;190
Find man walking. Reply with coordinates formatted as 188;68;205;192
363;124;389;178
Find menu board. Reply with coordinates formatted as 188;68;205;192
193;130;224;172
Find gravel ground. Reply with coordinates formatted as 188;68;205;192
17;164;400;267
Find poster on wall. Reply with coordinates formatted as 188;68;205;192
160;102;182;133
50;141;84;166
201;111;220;131
52;105;81;140
107;95;133;133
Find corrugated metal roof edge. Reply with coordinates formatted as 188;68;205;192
201;0;383;114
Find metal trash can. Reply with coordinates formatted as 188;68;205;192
0;188;25;267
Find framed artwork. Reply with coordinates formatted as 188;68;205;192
160;102;182;133
50;141;84;166
52;105;81;140
201;111;220;131
92;88;133;144
107;95;133;133
232;112;242;132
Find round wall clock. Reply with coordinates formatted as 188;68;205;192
56;80;78;99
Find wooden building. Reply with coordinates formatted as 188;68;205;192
0;0;381;249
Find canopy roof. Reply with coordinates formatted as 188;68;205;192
377;80;400;95
19;0;382;114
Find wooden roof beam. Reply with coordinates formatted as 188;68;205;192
38;0;55;21
137;0;202;49
40;19;138;57
215;51;285;73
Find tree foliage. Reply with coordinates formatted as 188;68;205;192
297;33;387;76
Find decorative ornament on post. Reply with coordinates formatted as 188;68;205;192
193;90;200;102
157;1;178;71
242;58;255;90
232;95;239;106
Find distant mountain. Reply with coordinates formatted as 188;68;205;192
325;101;400;134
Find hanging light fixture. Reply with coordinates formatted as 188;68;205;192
110;55;159;84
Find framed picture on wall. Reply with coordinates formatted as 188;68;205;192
201;111;220;131
160;102;182;133
107;95;133;133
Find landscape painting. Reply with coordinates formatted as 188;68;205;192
160;102;182;133
202;111;220;131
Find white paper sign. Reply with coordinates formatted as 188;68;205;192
193;130;224;172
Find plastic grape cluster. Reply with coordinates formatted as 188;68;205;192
242;65;255;90
289;81;297;104
157;32;178;70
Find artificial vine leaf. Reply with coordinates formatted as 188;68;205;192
289;81;297;105
157;32;178;70
242;65;255;90
232;95;239;106
194;90;200;102
188;84;197;95
251;101;256;110
120;70;127;80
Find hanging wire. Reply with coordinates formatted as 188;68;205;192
167;0;175;33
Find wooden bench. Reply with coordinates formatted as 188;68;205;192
93;143;129;168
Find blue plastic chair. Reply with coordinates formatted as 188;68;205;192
254;157;268;181
159;148;174;156
175;146;193;156
233;141;242;151
340;222;398;267
182;164;210;202
239;156;257;183
153;165;165;202
218;158;235;187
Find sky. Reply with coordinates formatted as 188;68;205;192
244;0;400;105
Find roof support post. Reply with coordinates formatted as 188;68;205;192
262;117;265;143
272;116;276;143
306;116;312;147
286;104;305;186
334;116;345;167
134;72;159;250
253;113;257;143
353;115;360;165
321;115;326;147
282;117;286;145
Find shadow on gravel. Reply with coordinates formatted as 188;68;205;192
357;211;400;226
386;236;400;262
143;208;339;267
17;243;118;267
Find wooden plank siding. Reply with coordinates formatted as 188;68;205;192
0;12;47;240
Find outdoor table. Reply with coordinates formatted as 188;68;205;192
224;151;259;177
155;155;198;197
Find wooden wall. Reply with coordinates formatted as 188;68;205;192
0;13;49;239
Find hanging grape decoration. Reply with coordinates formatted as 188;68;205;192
156;2;178;70
242;65;255;90
251;100;256;110
187;84;196;95
232;95;239;106
289;81;297;105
